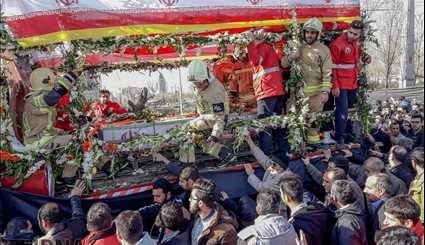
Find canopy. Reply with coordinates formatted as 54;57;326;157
2;0;360;48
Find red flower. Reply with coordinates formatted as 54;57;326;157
83;104;91;113
57;93;71;107
0;151;20;162
106;144;117;153
82;140;92;152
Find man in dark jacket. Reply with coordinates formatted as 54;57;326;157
156;202;191;245
154;152;239;216
409;114;424;148
364;157;408;196
279;174;334;245
330;180;368;245
36;180;86;245
388;146;416;186
138;178;177;232
363;174;392;233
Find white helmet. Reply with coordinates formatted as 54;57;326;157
30;68;55;91
188;60;209;82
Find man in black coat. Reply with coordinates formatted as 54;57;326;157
388;146;416;187
280;174;334;245
330;180;368;245
409;114;424;148
156;202;190;245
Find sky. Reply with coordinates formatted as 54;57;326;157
101;67;192;96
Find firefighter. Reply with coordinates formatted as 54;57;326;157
247;28;287;158
185;60;232;163
23;68;81;178
23;68;80;149
281;18;333;145
330;20;371;146
212;47;256;112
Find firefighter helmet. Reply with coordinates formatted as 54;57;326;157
30;68;55;91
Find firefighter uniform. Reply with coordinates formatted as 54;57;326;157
212;55;256;111
23;68;78;149
281;18;333;144
182;60;231;163
23;68;79;178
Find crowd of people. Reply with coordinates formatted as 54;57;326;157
1;16;424;245
1;99;424;244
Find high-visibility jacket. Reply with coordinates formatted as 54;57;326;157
213;57;256;110
281;41;333;97
247;41;284;101
330;32;361;90
23;71;77;146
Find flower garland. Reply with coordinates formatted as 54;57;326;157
357;12;379;134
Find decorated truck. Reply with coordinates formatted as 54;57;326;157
0;0;373;228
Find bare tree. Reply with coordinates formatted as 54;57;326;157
373;0;405;88
414;14;424;81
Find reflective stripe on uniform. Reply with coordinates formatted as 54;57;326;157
333;64;356;69
23;115;31;136
263;67;281;75
32;94;48;108
307;134;321;143
57;77;72;90
320;81;332;90
304;81;332;95
29;134;55;149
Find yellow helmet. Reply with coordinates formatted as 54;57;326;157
303;18;323;33
30;68;55;91
188;60;208;82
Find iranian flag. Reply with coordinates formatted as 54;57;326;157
2;0;360;48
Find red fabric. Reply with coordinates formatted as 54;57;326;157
6;7;361;39
247;41;284;101
90;101;127;117
81;231;120;245
55;94;74;132
1;168;49;195
330;32;361;90
55;110;74;133
213;57;236;86
412;221;424;243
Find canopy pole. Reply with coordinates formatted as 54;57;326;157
178;67;184;115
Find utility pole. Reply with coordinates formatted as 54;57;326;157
404;0;416;87
178;67;184;115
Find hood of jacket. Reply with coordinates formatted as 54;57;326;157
335;201;365;219
253;214;296;241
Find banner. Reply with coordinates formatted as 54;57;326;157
2;0;360;47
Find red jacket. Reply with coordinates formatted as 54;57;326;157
412;221;424;243
330;32;361;90
90;101;127;118
247;41;284;101
81;231;120;245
